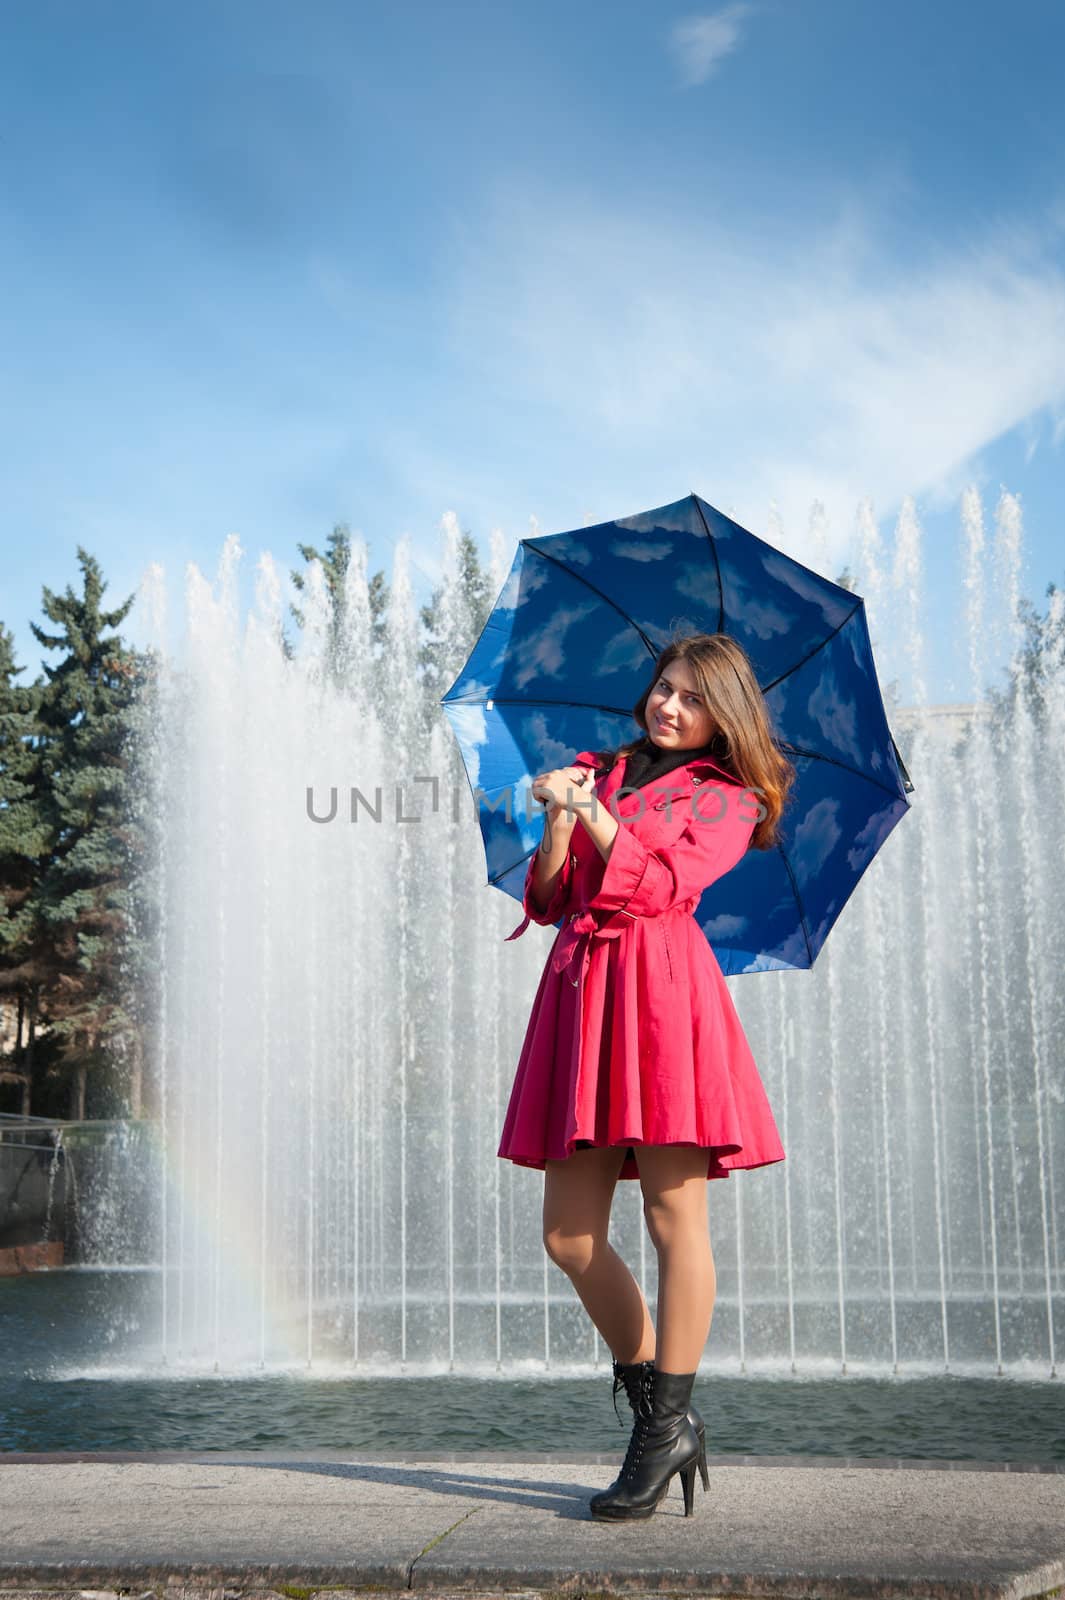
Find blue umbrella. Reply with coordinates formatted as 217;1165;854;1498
441;492;913;974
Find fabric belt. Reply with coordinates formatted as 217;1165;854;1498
507;898;701;988
550;908;630;986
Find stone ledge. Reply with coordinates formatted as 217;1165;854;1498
1;1458;1062;1600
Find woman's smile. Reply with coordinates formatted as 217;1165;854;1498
647;663;716;749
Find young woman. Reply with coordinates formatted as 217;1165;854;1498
499;631;795;1522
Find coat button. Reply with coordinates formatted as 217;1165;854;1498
692;777;702;785
653;800;665;809
570;852;578;869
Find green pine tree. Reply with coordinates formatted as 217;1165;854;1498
420;527;493;723
0;625;56;1115
28;548;144;1119
290;522;392;686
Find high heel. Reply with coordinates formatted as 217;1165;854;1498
590;1364;702;1521
697;1439;709;1491
610;1358;709;1493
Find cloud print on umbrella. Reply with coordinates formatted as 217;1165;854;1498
443;492;913;975
846;805;900;874
611;538;672;564
677;564;794;642
703;912;751;940
794;798;844;879
508;599;599;688
807;673;862;762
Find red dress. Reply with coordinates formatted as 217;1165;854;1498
497;748;786;1182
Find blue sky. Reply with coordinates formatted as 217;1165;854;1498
2;0;1064;707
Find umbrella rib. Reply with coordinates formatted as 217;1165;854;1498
488;853;538;891
694;492;869;694
762;603;867;696
691;493;726;631
693;507;909;799
774;843;816;966
466;696;637;717
780;741;913;802
521;541;660;656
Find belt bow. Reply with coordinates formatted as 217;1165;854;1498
551;906;630;986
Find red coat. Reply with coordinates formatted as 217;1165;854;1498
498;748;786;1182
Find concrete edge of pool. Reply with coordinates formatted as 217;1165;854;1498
0;1455;1063;1600
2;1450;1065;1469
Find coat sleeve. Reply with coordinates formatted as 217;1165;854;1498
585;781;756;921
515;843;573;930
503;749;601;941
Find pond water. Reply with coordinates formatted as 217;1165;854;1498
3;1270;1062;1461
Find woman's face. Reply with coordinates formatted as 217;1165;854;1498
645;657;717;750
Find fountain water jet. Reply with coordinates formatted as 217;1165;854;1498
112;494;1064;1377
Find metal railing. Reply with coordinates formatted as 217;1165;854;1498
0;1112;156;1152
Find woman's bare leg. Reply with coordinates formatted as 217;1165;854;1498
634;1145;717;1372
543;1146;656;1362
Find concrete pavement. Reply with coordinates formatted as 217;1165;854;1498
0;1452;1063;1600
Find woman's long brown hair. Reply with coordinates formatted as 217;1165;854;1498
596;632;796;851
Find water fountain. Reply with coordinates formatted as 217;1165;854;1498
96;491;1063;1380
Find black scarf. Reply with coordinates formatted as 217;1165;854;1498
608;732;726;793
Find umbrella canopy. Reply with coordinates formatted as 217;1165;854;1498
442;492;913;974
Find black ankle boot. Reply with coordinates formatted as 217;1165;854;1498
610;1358;709;1494
590;1364;702;1520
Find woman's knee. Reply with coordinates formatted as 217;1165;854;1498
541;1147;624;1272
641;1182;712;1254
636;1146;713;1247
642;1195;677;1252
542;1224;606;1275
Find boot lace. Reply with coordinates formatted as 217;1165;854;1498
611;1363;625;1426
617;1364;656;1481
611;1357;651;1426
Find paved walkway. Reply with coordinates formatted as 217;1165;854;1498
0;1452;1063;1600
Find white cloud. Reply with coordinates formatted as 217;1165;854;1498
444;185;1065;567
669;6;754;86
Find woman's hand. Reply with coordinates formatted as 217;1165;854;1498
531;761;620;869
530;764;595;822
